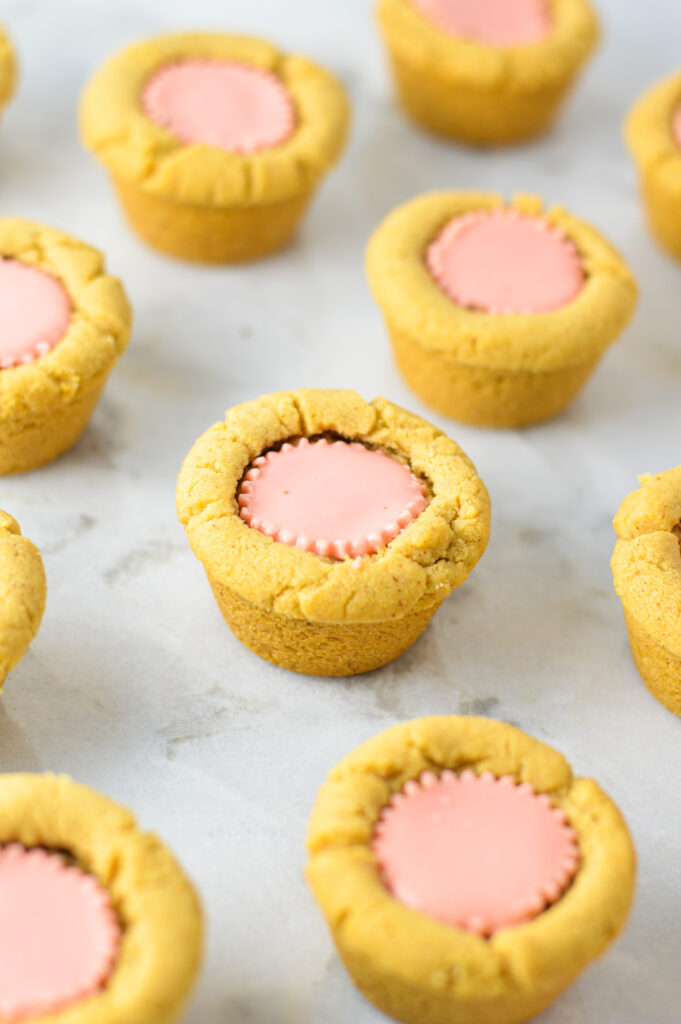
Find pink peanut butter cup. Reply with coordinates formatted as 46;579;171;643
142;58;296;154
372;770;580;936
410;0;551;47
426;209;585;315
238;437;428;560
0;845;121;1021
0;258;72;370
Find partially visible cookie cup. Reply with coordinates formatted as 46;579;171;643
0;219;131;474
367;191;637;428
306;716;636;1024
625;71;681;261
80;33;350;263
0;24;16;120
0;772;203;1024
0;511;46;689
375;0;599;145
177;389;490;677
612;466;681;715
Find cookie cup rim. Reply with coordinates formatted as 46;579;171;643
80;32;350;209
176;388;491;625
306;715;635;1007
0;772;203;1024
366;190;637;373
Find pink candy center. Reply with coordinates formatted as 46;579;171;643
0;845;121;1021
238;438;428;560
0;258;72;369
410;0;552;47
427;209;585;315
142;58;296;154
372;770;579;935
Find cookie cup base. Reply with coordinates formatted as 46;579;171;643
638;175;681;262
388;322;599;428
207;574;442;676
113;178;314;263
333;936;570;1024
0;373;110;474
624;608;681;716
386;52;569;145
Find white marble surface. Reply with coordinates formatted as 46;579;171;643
0;1;680;1021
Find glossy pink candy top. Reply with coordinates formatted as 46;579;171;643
142;58;296;154
372;770;580;935
427;209;585;315
0;845;121;1021
0;258;72;369
238;437;428;560
410;0;551;47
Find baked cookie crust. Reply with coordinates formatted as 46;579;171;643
307;716;635;1024
0;24;16;113
80;33;350;262
626;71;681;260
0;510;46;688
375;0;599;144
367;191;637;427
612;466;681;715
0;219;131;474
0;773;202;1024
177;389;490;675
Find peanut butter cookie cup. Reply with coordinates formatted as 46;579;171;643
177;389;490;676
375;0;599;145
81;32;350;263
307;716;635;1024
0;24;16;121
0;510;46;690
0;772;202;1024
0;218;131;473
612;466;681;716
626;70;681;261
367;191;637;427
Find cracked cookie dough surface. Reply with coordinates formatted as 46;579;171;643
177;389;490;674
0;510;46;689
80;33;350;262
307;716;636;1024
612;466;681;715
0;219;131;474
367;191;637;427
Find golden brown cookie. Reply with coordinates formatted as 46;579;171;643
80;33;350;263
307;716;635;1024
0;510;46;689
0;24;16;118
0;772;203;1023
367;191;637;427
0;218;131;474
375;0;599;145
612;466;681;715
625;70;681;261
177;389;490;676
